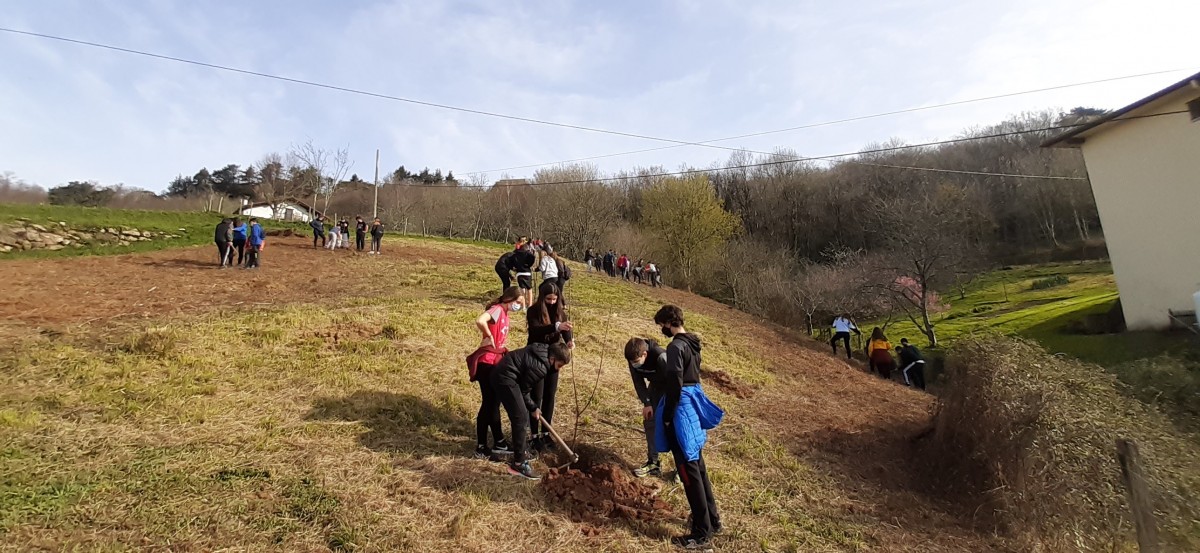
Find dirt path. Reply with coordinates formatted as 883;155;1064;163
0;235;481;340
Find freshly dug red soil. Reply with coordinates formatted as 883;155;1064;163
542;463;674;524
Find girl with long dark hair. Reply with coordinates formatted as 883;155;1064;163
526;281;574;452
467;287;523;458
866;327;896;379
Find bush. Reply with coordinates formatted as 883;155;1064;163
927;336;1200;552
1114;354;1200;422
1030;274;1070;290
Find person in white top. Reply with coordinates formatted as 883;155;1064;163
539;247;559;288
830;314;861;360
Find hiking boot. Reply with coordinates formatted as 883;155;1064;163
633;460;661;478
671;535;713;551
507;461;541;481
491;439;511;454
473;444;491;460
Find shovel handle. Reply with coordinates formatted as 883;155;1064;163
539;418;579;462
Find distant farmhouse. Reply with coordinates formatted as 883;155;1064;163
1044;71;1200;331
234;199;321;223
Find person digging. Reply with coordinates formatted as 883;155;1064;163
624;337;668;478
653;305;724;551
492;341;572;481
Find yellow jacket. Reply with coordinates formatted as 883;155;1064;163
867;339;892;355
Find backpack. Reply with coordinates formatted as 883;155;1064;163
561;261;572;281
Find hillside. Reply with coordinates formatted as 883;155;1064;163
0;234;1014;552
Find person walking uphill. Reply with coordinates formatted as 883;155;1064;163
830;314;861;360
896;338;926;390
625;337;668;478
653;305;723;551
511;243;537;308
865;327;895;379
245;218;265;269
466;287;522;459
492;342;572;480
495;249;516;290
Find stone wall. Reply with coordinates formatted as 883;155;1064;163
0;221;183;253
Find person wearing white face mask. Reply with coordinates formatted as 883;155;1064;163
466;287;524;460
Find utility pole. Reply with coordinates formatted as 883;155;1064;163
372;148;380;219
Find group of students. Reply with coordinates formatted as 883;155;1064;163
494;237;572;308
213;217;266;269
466;299;724;551
584;248;662;287
309;215;385;254
830;315;927;390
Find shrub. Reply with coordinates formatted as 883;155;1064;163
927;336;1200;552
1114;354;1200;421
1030;274;1070;290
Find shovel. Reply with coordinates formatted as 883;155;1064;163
538;417;580;469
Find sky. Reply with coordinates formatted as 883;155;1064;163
2;0;1198;192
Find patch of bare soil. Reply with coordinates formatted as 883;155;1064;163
0;236;483;340
700;368;753;398
542;462;675;529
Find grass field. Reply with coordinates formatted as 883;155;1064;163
0;204;308;260
0;234;1009;552
880;261;1194;366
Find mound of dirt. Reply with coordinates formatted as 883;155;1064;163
542;463;674;525
702;369;753;398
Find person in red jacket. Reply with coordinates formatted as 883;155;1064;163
467;287;522;459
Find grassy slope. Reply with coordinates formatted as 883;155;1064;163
881;261;1193;366
0;237;987;553
0;204;306;260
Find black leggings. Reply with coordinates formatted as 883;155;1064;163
233;239;246;265
496;266;511;290
371;236;382;253
356;233;365;251
831;332;852;359
216;241;231;266
531;367;559;436
494;375;530;463
476;363;504;447
313;230;325;247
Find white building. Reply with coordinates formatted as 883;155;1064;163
1044;72;1200;330
234;200;321;223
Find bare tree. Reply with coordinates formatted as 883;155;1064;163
290;140;352;216
254;153;307;218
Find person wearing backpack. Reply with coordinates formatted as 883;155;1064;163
896;338;927;390
492;341;572;480
466;287;522;459
537;243;560;290
555;255;572;297
369;217;385;254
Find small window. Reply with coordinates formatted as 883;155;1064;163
1190;97;1200;122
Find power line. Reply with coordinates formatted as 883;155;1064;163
388;110;1185;188
0;26;773;155
462;68;1197;176
5;26;1191;173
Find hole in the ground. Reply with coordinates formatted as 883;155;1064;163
540;443;678;530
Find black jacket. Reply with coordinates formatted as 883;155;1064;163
898;345;924;366
526;305;573;346
629;339;668;407
496;250;515;272
511;249;535;273
493;343;554;412
215;221;232;242
663;333;703;417
370;223;384;238
309;219;324;233
356;221;367;235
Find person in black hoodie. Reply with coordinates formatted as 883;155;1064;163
625;337;667;478
896;338;927;390
355;216;367;251
492;341;572;480
495;249;516;290
655;305;722;550
214;218;233;267
309;216;326;248
526;281;574;452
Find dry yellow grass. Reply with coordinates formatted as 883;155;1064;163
1;236;1034;552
